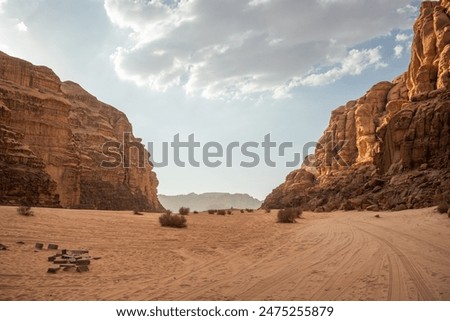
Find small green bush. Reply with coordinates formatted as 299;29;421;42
159;212;187;228
179;207;190;215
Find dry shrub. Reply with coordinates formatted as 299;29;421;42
437;202;449;214
240;209;244;213
179;207;190;215
208;209;217;214
193;211;199;214
245;208;254;213
159;211;187;228
277;207;302;223
265;208;271;213
217;209;226;215
227;210;232;215
17;206;33;216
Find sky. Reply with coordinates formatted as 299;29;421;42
0;0;425;200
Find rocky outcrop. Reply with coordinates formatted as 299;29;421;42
263;1;450;211
0;51;163;211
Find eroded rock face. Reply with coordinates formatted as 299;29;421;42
0;52;162;211
0;101;59;207
263;1;450;211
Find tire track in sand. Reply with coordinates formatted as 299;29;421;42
351;223;437;300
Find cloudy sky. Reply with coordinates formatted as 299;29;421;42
0;0;423;199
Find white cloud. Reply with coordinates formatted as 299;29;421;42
104;0;416;100
248;0;271;7
395;33;412;42
295;47;386;87
16;21;28;32
394;45;404;58
397;4;418;15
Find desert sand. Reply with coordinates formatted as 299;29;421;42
0;206;449;301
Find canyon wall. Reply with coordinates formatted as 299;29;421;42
0;52;162;211
263;0;450;211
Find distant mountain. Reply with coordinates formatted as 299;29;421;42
159;193;262;212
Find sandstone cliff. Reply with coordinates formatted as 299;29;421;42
263;0;450;211
0;52;162;211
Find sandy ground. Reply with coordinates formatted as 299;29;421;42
0;206;449;301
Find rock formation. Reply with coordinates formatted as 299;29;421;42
263;0;450;211
0;52;163;211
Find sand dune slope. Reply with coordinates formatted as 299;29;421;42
0;206;449;300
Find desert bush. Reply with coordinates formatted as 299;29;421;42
265;208;271;213
240;209;244;213
159;212;187;228
208;209;217;214
227;210;232;215
245;208;254;213
193;211;199;214
17;206;33;216
217;209;226;215
437;202;449;214
179;207;190;215
277;207;302;223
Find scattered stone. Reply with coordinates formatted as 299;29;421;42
47;267;60;274
35;243;44;250
47;248;97;273
374;214;381;218
48;255;57;262
75;259;90;266
76;265;89;273
92;257;102;260
48;244;58;250
59;264;76;268
16;241;25;245
0;243;8;251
